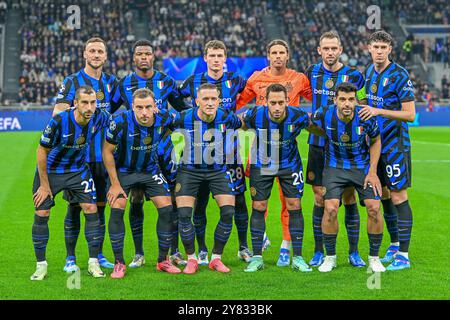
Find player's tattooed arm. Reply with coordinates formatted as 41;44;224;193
365;135;382;197
34;146;52;208
52;102;71;117
103;141;127;205
358;101;415;122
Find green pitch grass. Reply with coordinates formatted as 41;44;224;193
0;127;449;300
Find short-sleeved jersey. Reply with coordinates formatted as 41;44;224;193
56;69;118;163
312;105;380;170
365;62;415;154
40;108;111;174
306;63;365;147
243;106;310;170
106;109;175;173
111;70;186;112
236;67;312;109
173;108;242;172
179;72;246;111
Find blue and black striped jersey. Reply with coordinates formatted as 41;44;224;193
173;108;242;172
306;63;365;147
243;106;310;170
111;70;186;112
312;105;379;170
56;69;117;163
40;108;111;174
179;72;246;111
365;62;414;154
106;109;175;173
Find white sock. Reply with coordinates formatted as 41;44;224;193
397;251;409;259
211;254;221;261
253;255;263;259
37;261;47;266
281;240;291;250
188;254;197;260
88;258;98;264
263;232;267;239
391;242;400;247
369;255;379;259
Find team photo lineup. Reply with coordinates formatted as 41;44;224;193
29;25;417;282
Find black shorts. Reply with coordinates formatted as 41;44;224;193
249;165;304;201
109;171;171;199
377;151;412;190
322;167;380;203
306;145;324;186
227;163;247;195
32;167;97;211
175;168;234;197
64;161;107;204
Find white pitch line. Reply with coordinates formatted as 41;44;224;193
412;160;450;163
414;141;450;147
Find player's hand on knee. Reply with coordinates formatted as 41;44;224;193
107;184;128;206
364;172;382;197
33;186;52;208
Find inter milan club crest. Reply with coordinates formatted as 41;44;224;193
371;83;378;93
96;90;105;100
250;187;257;197
143;135;152;145
203;130;213;140
76;135;86;145
109;121;116;131
308;171;315;181
340;133;350;142
325;79;334;89
175;183;182;193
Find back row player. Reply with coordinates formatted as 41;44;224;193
178;40;251;265
110;40;188;268
304;31;367;268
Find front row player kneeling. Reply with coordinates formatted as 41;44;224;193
312;83;386;273
241;84;324;273
103;88;181;278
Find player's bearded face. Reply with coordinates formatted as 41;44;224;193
133;97;156;126
197;89;220;117
268;45;289;68
318;38;342;67
267;91;288;120
204;48;226;73
335;92;356;118
134;46;154;71
75;93;97;120
369;41;392;65
84;42;107;70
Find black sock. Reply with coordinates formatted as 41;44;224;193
288;209;304;256
250;208;266;256
212;205;234;255
382;199;399;243
156;205;173;263
368;233;383;256
32;214;49;262
193;193;209;252
395;200;413;253
129;202;144;256
97;206;106;254
169;201;179;255
64;204;81;257
84;213;101;259
178;207;195;255
109;208;125;264
344;204;360;254
234;194;249;250
312;205;324;253
323;233;337;256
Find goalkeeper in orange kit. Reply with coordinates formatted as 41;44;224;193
236;39;312;267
